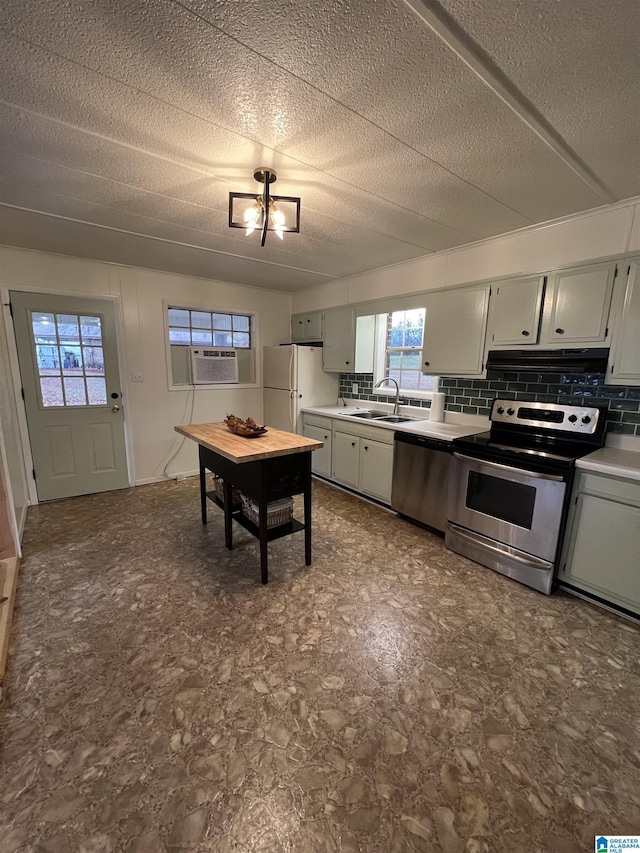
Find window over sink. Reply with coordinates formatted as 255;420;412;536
373;308;438;397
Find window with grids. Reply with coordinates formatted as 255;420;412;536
375;309;437;393
31;311;107;407
167;307;251;348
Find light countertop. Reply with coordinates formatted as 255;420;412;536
577;445;640;483
176;422;322;463
302;403;489;441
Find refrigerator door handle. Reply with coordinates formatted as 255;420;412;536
290;390;296;433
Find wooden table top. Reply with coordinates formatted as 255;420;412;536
175;422;323;463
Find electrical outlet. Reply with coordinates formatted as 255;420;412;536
352;383;358;394
131;371;144;382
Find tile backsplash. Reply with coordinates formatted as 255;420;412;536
339;371;640;436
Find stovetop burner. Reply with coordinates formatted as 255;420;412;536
454;400;608;472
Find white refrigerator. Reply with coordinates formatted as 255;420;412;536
263;345;339;433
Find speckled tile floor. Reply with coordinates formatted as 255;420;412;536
1;477;639;853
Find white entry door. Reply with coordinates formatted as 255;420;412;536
11;291;129;501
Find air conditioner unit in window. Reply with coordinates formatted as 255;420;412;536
190;347;239;384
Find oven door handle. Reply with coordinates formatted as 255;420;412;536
452;452;565;482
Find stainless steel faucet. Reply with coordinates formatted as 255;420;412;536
374;377;401;415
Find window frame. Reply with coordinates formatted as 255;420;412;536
372;310;439;400
164;300;259;391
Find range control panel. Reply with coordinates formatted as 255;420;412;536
490;400;603;435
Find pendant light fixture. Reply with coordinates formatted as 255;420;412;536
228;168;301;246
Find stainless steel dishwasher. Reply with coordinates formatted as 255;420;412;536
391;432;453;533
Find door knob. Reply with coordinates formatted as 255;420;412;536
112;404;120;413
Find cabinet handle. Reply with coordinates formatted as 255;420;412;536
521;330;530;336
306;318;311;323
424;360;430;366
345;361;350;365
351;442;356;447
363;445;368;450
324;435;328;439
555;328;565;334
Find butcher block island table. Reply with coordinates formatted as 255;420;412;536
175;422;323;584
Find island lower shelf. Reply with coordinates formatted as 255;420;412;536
206;491;305;543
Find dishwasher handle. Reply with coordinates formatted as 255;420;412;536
394;431;454;452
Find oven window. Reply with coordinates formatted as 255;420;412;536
466;472;536;529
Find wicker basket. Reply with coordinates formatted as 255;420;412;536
241;495;294;528
213;476;242;507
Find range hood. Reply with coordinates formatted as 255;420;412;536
486;348;609;374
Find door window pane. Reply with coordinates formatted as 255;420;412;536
83;346;104;374
63;377;87;406
62;347;83;374
87;377;107;405
40;377;64;407
80;316;102;345
31;310;108;407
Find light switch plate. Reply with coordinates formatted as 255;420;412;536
352;383;358;394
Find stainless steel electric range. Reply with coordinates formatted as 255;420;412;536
446;399;608;594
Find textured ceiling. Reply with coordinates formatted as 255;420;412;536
0;0;638;292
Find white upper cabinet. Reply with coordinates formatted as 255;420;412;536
488;261;617;351
322;310;374;374
487;276;545;346
540;261;616;345
291;311;323;342
421;284;490;376
607;259;640;385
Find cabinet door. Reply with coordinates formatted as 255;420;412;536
488;276;544;346
332;431;360;488
561;493;640;613
608;260;640;384
303;424;332;478
359;439;394;503
323;307;356;372
421;285;490;376
543;262;615;344
304;312;323;340
291;314;306;342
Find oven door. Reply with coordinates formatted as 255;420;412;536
448;452;567;563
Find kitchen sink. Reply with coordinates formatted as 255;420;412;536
347;410;389;419
345;410;415;423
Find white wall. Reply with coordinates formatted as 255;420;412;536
0;248;292;498
292;198;640;312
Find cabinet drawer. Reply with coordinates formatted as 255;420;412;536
576;471;640;505
303;414;333;430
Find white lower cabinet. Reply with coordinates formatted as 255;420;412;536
302;415;333;478
332;431;361;489
333;427;394;503
559;471;640;615
303;414;395;505
359;438;394;503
